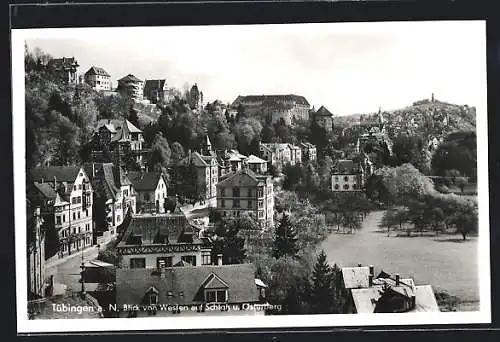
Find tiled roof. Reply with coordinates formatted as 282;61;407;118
216;169;260;188
32;182;58;200
85;66;111;77
127;171;165;191
341;266;370;289
118;212;199;245
333;160;359;174
118;74;142;83
96;119;142;142
116;264;260;306
315;106;334;117
233;94;310;107
246;155;267;164
83;163;131;200
30;166;82;183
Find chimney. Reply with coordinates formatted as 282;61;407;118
217;254;223;266
395;274;400;286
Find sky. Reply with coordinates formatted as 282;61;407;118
22;21;486;116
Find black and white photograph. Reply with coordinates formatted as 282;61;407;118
13;20;490;333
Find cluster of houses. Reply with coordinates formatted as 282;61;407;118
27;56;442;316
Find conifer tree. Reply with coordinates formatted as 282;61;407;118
272;213;299;259
310;249;339;314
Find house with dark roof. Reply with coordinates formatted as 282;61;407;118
331;159;365;192
216;168;274;227
116;211;212;270
91;118;146;168
117;74;144;101
259;142;301;171
83;163;136;239
231;94;310;125
339;264;439;314
28;166;94;257
47;57;79;84
115;263;268;317
313;106;334;132
84;66;112;91
127;171;168;214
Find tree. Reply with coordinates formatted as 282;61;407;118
272;213;299;259
149;133;171;171
431;131;477;181
310;250;340;314
212;218;247;264
448;204;478;240
341;211;362;234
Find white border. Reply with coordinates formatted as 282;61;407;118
13;21;491;333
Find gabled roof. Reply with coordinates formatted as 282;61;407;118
30;166;82;183
341;266;370;289
127;171;166;191
315;106;334;118
216;169;261;188
47;57;79;70
333;159;359;174
85;66;111;77
202;273;230;289
83;163;132;200
32;182;58;200
118;212;199;246
116;264;260;306
118;74;142;83
246;155;267;164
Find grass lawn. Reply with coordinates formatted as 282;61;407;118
320;211;479;304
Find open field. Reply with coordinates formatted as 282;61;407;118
320;211;479;303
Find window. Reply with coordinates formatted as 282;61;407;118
205;290;228;303
78;226;81;233
248;200;253;209
144;193;151;201
258;187;263;197
258;210;264;218
73;185;77;191
72;198;77;205
157;257;173;268
343;184;350;190
56;216;61;225
149;293;158;305
334;184;340;190
220;189;225;197
353;184;357;189
63;215;66;223
124;189;129;197
77;211;80;219
85;210;89;217
221;199;225;208
258;200;263;208
130;258;146;269
232;187;240;197
181;255;197;266
202;253;211;265
78;184;82;190
73;212;76;220
233;199;240;208
335;176;339;181
344;176;349;182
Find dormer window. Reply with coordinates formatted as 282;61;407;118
205;290;227;303
149;293;158;305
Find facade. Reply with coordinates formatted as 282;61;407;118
115;263;268;317
47;57;79;84
216;168;274;228
313;106;334;132
245;155;268;174
331;160;364;192
26;200;46;300
259;143;301;171
299;142;317;162
83;163;137;239
29;166;94;257
231;94;310;125
84;66;112;91
91;118;146;167
116;211;212;269
288;144;302;166
127;171;168;214
339;265;440;314
117;74;144;101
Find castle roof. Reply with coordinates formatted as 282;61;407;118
315;106;334;118
232;94;310;107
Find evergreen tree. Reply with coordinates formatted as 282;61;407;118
211;219;247;264
310;250;339;314
272;213;299;259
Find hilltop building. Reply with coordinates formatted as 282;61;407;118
338;264;440;314
117;74;144;101
47;57;79;84
28;166;94;257
216;168;274;227
231;94;310;125
84;66;112;91
143;79;177;104
312;106;335;132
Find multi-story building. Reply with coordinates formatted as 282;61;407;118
91;118;146;167
83;163;137;239
115;210;213;269
259;143;301;171
115;263;268;317
47;57;79;84
216;168;274;228
331;160;365;192
117;74;144;101
26;199;46;300
299;142;317;162
288;144;302;166
29;166;94;257
84;66;112;91
231;94;310;125
313;106;334;132
127;170;168;214
245;155;268;174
